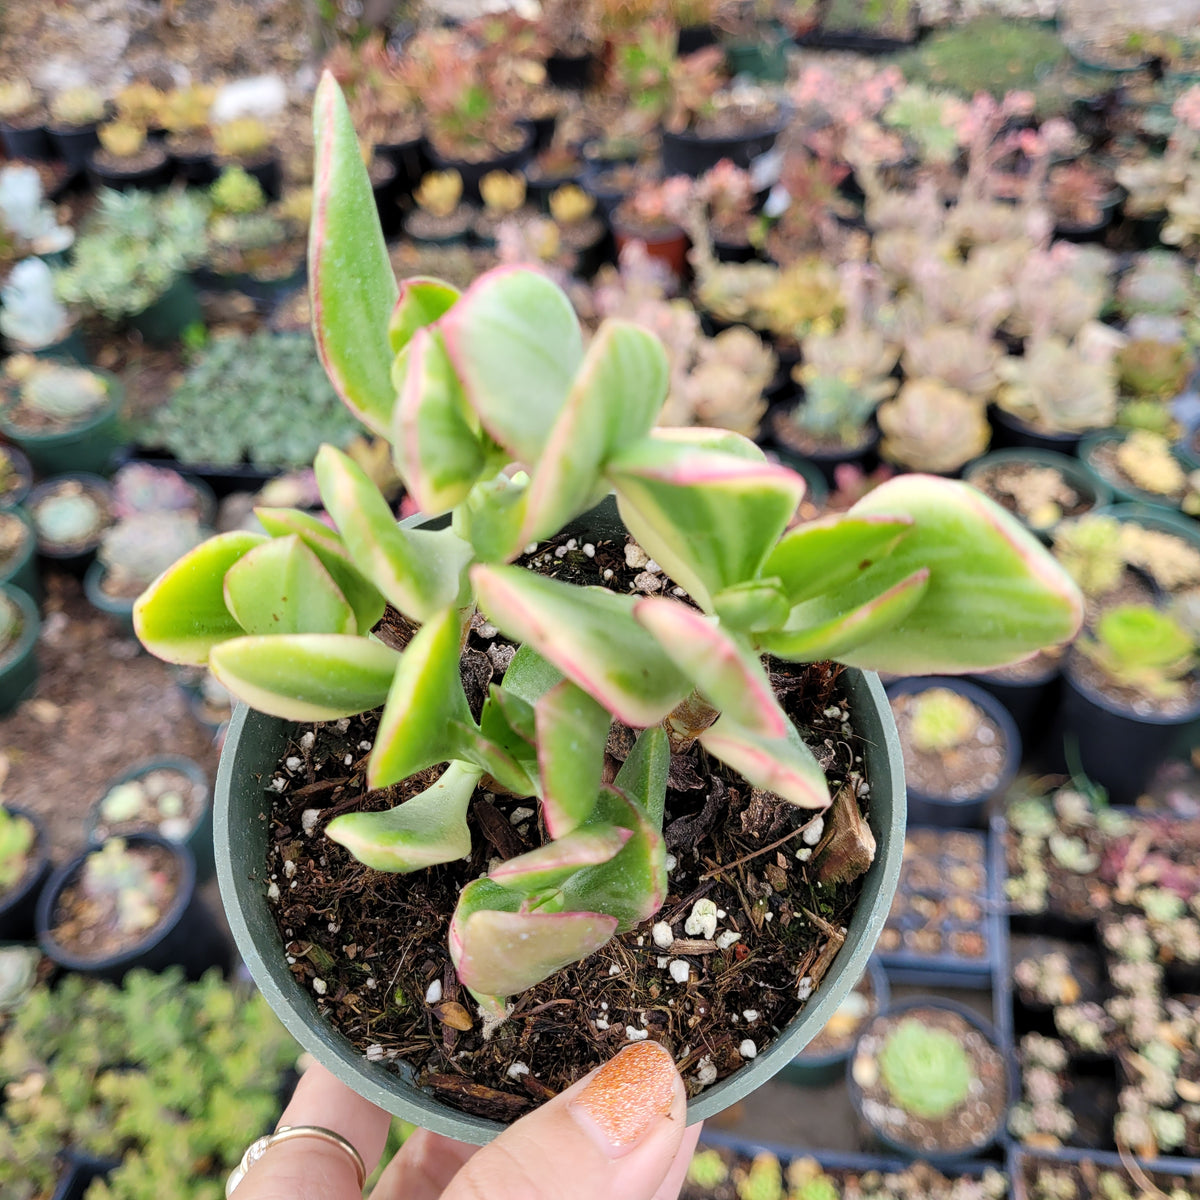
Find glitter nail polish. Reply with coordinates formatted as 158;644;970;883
570;1040;678;1152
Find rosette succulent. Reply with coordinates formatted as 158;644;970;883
133;76;1083;1019
877;1018;975;1119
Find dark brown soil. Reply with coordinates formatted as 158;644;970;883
47;840;181;961
92;143;170;174
1090;440;1184;504
263;533;876;1121
852;1007;1008;1154
166;131;213;157
969;462;1094;531
890;692;1007;802
688;101;781;141
1068;648;1200;719
1017;1153;1199;1200
405;208;476;242
771;408;872;458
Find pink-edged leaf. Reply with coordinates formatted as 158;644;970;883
483;683;537;746
368;606;472;788
841;475;1085;673
393;326;486;514
519;319;668;544
134;531;266;665
559;786;667;929
440;266;584;463
698;715;830;809
325;761;480;872
613;726;669;827
536;679;612;837
209;634;399;721
490;826;633;891
472;563;691;727
633;598;786;738
254;507;385;632
450;878;617;1000
309;72;398;435
388;276;460;354
223;535;357;636
454;469;530;563
609;434;806;611
762;514;914;606
757;568;930;662
498;644;563;707
315;444;472;621
650;427;769;459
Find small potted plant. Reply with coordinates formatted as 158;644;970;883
0;356;121;476
405;170;475;246
0;507;37;598
45;86;105;170
547;184;607;273
473;170;534;246
130;75;1082;1140
87;758;214;882
35;834;225;981
1116;335;1193;403
523;140;584;211
539;0;600;88
0;803;50;939
88;121;172;192
1081;429;1199;514
694;158;758;262
0;163;75;265
0;79;49;161
0;584;39;715
849;999;1011;1161
27;474;114;575
612;175;693;276
213;117;281;200
878;379;992;476
1046;161;1122;241
0;445;34;509
162;84;217;185
0;258;83;362
885;680;1021;828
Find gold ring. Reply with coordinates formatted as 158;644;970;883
225;1125;367;1197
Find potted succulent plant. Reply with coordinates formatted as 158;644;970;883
0;163;74;267
523;141;584;210
1046;161;1123;241
611;175;693;276
472;170;534;245
0;445;34;509
88;121;172;192
547;184;607;273
162;84;218;185
885;680;1021;829
0;507;38;599
0;585;39;716
45;86;105;170
27;474;114;575
0;79;50;161
213;117;281;201
405;170;475;246
1082;429;1199;514
0;357;122;476
35;834;226;981
132;75;1081;1142
0;803;50;940
0;258;84;363
86;757;214;882
849;999;1012;1162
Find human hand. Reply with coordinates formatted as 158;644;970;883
232;1041;701;1200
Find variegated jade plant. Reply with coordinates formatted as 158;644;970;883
134;74;1083;1021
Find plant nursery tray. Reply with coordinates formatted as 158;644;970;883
1007;1144;1200;1200
794;28;920;54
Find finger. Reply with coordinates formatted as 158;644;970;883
443;1041;689;1200
233;1062;392;1200
371;1127;479;1200
651;1122;703;1200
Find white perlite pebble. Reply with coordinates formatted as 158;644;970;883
359;741;372;751
312;978;327;995
802;816;825;846
566;539;577;551
271;777;286;792
583;544;595;557
625;543;649;569
716;909;726;919
669;960;690;984
764;911;774;922
365;978;377;990
300;732;315;750
646;559;661;574
595;1018;609;1030
285;756;302;771
366;1045;385;1062
554;546;568;558
657;957;669;969
797;976;814;1001
695;1056;718;1086
739;1039;758;1059
743;1009;759;1022
507;1062;531;1079
652;921;675;949
336;718;351;732
796;847;812;862
267;880;280;901
509;807;535;825
608;964;622;977
626;1026;649;1042
344;753;354;766
283;860;296;879
684;899;719;941
603;568;613;580
600;1002;608;1010
716;931;741;951
425;979;443;1004
523;543;538;555
664;854;677;873
301;809;321;835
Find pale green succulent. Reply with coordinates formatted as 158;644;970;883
877;1017;974;1119
0;806;35;892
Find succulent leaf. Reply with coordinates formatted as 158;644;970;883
710;579;791;632
388;276;461;354
489;825;633;891
309;72;398;435
536;680;612;837
698;715;830;809
132;530;267;664
498;643;564;708
613;725;670;827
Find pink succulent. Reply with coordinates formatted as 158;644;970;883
1173;85;1200;132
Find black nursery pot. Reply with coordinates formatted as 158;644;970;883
87;151;174;193
0;121;52;161
661;113;787;178
546;50;595;90
988;406;1084;457
772;425;881;489
0;806;52;942
524;114;557;155
886;677;1022;829
1056;664;1200;805
968;660;1061;767
35;832;229;982
376;135;426;203
28;473;115;578
243;155;283;202
47;123;100;170
50;1153;120;1200
425;127;535;204
172;147;219;187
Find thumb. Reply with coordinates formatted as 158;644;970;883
441;1041;696;1200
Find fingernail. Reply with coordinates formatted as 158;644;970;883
570;1041;678;1155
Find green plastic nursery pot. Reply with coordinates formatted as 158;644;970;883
27;327;88;365
0;368;124;477
85;755;214;883
129;274;204;346
1093;501;1200;553
1079;431;1188;512
0;507;40;602
215;671;906;1143
82;560;135;637
0;584;40;716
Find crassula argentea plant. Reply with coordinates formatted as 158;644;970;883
134;75;1083;1022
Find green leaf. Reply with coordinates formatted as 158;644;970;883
757;568;930;661
489;826;632;891
711;579;791;632
393;327;486;514
325;762;481;872
223;535;357;636
134;531;266;664
762;514;914;606
838;475;1085;673
610;435;805;611
483;683;537;746
440;267;584;463
535;680;612;837
209;634;399;721
453;470;529;563
472;564;692;726
519;320;667;544
315;444;472;622
614;726;669;828
254;507;386;632
309;72;399;436
388;276;460;354
368;607;472;788
498;643;563;708
698;715;830;809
